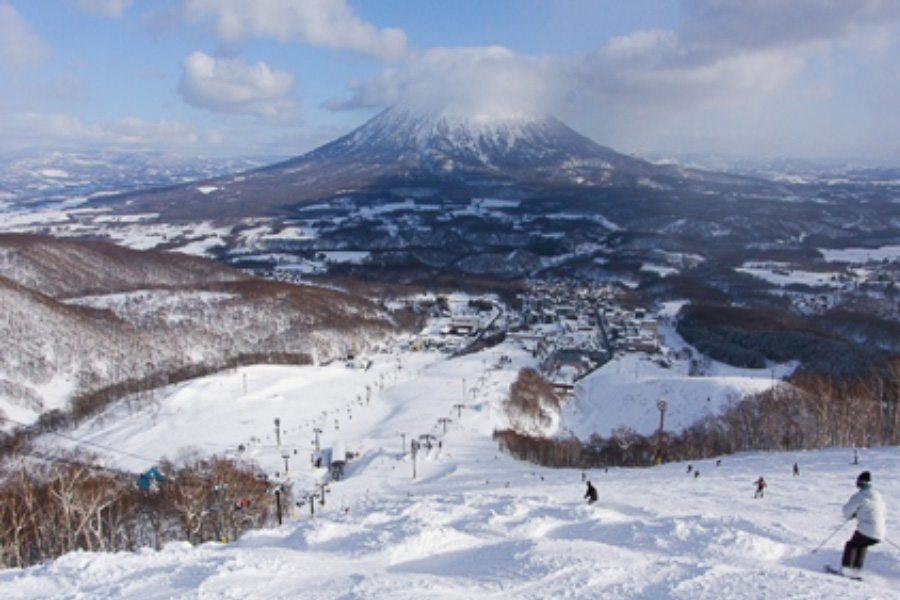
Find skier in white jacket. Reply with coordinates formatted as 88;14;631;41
841;471;886;577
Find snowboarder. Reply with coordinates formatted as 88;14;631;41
793;462;800;476
754;476;767;498
686;464;693;474
840;471;885;578
584;481;598;504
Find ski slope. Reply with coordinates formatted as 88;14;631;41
3;341;900;599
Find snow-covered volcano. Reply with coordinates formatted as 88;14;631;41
307;105;644;173
98;105;665;219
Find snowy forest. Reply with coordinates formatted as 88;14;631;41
497;360;900;467
0;234;414;422
0;448;281;568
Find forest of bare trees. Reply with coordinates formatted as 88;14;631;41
0;446;284;568
496;356;900;469
502;367;563;435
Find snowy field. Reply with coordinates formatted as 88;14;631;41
3;342;900;599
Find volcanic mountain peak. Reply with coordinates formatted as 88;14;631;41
311;104;624;170
97;103;661;219
376;104;552;144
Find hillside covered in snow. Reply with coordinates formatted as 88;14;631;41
3;334;900;598
0;234;406;425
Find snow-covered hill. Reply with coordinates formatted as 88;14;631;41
0;234;402;425
6;337;900;598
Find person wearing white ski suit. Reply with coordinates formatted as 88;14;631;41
841;471;886;575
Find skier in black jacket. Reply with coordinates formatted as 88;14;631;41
584;480;598;504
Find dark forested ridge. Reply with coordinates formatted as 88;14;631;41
675;304;887;377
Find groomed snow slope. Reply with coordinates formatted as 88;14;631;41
3;342;900;599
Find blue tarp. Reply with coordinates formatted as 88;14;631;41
138;467;165;491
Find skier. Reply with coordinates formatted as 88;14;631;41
754;476;767;498
584;480;598;504
840;471;886;578
793;462;800;476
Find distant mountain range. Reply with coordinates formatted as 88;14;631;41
2;106;900;417
2;107;897;282
0;150;277;211
2;106;899;348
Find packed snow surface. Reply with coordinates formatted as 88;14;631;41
3;341;900;599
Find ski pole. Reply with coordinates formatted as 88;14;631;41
883;537;900;552
812;520;850;554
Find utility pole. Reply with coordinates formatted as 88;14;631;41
313;427;322;451
274;418;282;449
281;451;290;477
438;417;452;434
454;404;465;419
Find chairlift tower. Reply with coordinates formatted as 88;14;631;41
655;399;667;465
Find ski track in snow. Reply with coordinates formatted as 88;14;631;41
3;342;900;599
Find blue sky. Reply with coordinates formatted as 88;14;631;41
2;0;899;163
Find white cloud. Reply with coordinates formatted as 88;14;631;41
577;44;807;110
2;112;201;149
184;0;407;60
108;117;201;145
178;51;296;119
682;0;900;56
0;1;51;70
325;2;900;161
327;24;817;119
329;46;560;118
72;0;134;18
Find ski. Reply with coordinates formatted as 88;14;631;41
824;565;862;581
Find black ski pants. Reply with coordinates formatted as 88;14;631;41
842;531;879;569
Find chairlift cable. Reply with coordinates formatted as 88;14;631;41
1;415;160;465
